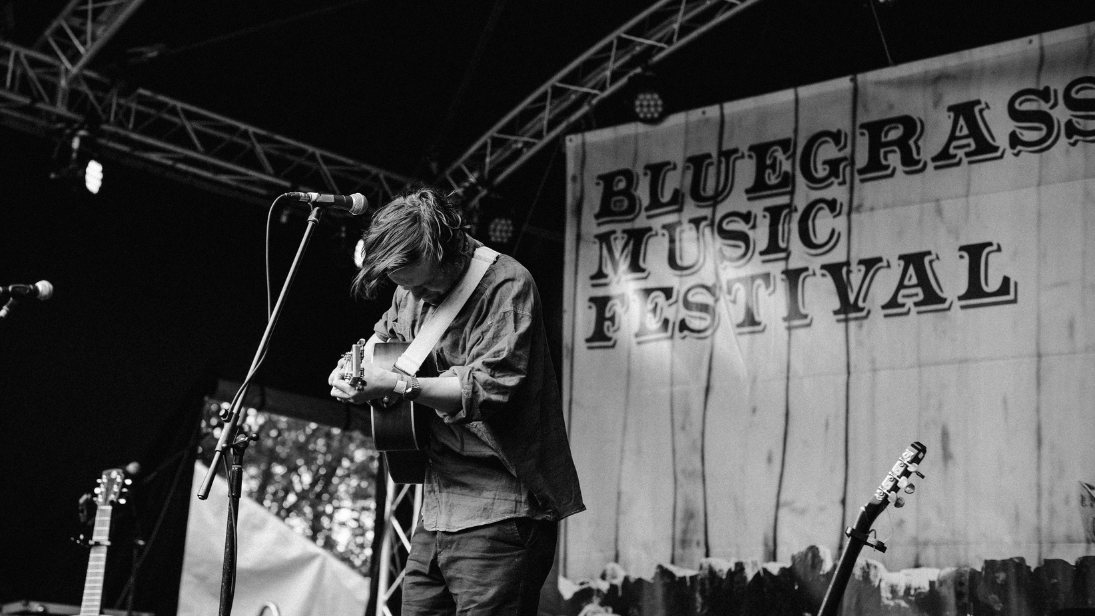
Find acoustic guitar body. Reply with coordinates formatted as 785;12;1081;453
363;341;434;484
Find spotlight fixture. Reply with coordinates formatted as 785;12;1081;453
630;69;665;124
473;194;518;248
85;159;104;194
50;127;103;194
634;91;664;123
353;238;366;269
487;216;515;245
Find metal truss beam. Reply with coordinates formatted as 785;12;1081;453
441;0;766;205
0;40;413;206
34;0;147;88
374;479;421;616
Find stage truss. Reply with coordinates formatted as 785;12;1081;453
33;0;148;87
374;478;421;616
0;41;412;206
441;0;766;207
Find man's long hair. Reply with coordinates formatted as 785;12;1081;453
352;186;466;299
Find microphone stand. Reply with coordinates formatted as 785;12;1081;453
197;202;327;616
0;298;18;320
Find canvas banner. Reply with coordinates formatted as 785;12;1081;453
563;22;1095;579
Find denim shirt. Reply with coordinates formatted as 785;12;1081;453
374;239;585;531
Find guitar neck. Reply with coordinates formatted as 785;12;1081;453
79;505;113;616
817;504;882;616
817;442;925;616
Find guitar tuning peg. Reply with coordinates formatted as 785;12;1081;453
894;496;906;508
94;487;102;494
124;479;133;485
118;498;127;505
904;483;915;494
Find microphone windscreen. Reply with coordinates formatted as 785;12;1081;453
349;193;368;216
35;280;53;300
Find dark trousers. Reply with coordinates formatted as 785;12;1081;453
401;517;558;616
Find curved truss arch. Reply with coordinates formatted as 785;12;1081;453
441;0;767;205
0;41;414;206
34;0;148;85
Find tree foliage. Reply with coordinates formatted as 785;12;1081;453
198;400;378;572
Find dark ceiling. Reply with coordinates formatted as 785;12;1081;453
10;0;1095;181
4;0;1095;401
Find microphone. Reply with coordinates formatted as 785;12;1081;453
0;280;53;303
282;192;368;215
0;280;53;319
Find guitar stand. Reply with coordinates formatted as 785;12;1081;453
846;527;886;553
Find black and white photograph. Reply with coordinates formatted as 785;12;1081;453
2;2;1095;616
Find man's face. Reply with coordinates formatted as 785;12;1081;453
388;258;454;304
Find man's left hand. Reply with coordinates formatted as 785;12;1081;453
328;357;396;405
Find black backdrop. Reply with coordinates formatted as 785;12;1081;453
0;123;566;614
0;127;401;614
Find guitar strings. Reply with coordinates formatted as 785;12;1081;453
877;505;896;544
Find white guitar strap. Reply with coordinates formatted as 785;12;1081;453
394;245;500;376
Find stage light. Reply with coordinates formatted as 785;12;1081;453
353;237;366;269
634;91;664;123
50;127;103;194
473;194;518;248
85;160;103;194
630;70;665;124
487;216;515;245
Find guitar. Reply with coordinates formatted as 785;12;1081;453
79;467;131;616
817;442;927;616
342;339;434;484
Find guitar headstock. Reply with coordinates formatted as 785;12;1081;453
94;468;130;507
874;441;927;508
339;338;369;386
848;442;927;553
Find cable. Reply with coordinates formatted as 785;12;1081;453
511;138;561;254
865;0;895;66
223;452;239;607
418;0;509;178
266;200;277;320
113;420;207;609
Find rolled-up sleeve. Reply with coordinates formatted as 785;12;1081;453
375;243;585;527
442;278;537;424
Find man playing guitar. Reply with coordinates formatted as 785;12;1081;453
328;186;584;616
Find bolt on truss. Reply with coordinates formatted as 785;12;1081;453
0;40;414;206
33;0;148;87
441;0;765;205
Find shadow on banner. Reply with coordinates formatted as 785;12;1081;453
1082;482;1095;544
